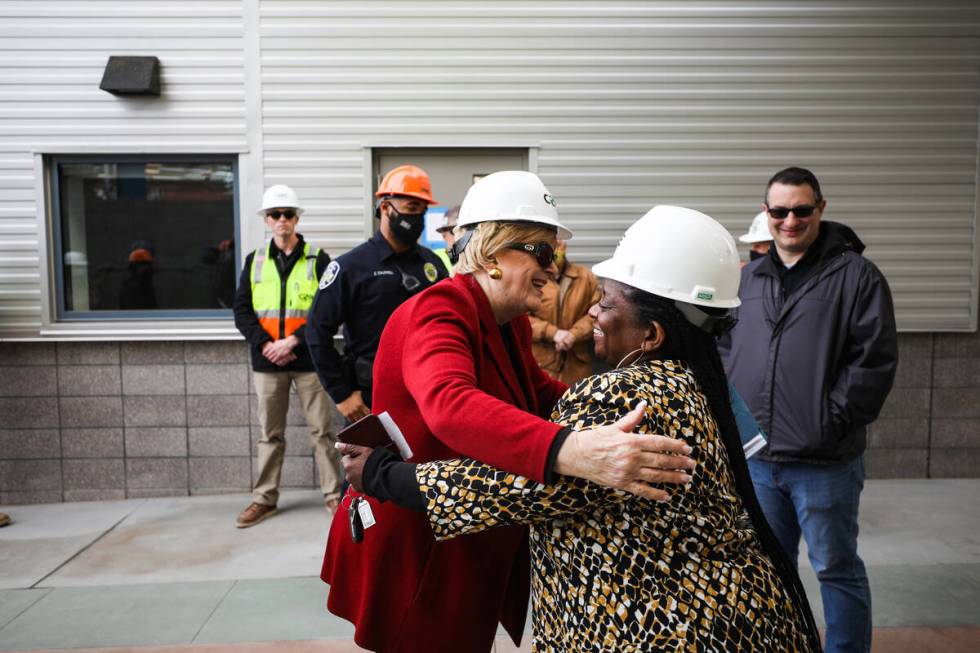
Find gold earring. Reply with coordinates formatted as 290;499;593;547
488;267;503;280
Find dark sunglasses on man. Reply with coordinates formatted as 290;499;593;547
505;242;556;269
266;209;297;220
765;204;818;220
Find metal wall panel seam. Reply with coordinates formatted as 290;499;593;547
243;0;267;255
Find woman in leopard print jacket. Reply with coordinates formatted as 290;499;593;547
342;207;822;652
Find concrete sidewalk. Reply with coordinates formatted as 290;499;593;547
1;480;979;652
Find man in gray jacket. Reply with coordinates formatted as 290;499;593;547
719;167;898;653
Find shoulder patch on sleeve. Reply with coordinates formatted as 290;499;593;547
319;260;340;290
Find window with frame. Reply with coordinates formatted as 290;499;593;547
52;156;238;318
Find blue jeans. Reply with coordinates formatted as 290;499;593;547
749;457;871;653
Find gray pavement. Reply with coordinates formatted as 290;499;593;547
0;480;979;651
0;491;355;650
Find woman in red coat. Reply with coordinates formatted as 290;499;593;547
321;172;695;653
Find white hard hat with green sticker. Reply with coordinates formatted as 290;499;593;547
592;205;741;310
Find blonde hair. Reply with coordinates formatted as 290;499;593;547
453;221;558;274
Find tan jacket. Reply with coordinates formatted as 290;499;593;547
528;261;599;385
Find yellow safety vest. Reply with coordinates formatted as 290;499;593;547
433;247;453;275
250;241;319;340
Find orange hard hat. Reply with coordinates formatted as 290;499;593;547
375;164;438;205
128;248;154;263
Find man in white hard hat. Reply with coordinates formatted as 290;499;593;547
233;185;342;527
720;167;897;653
738;211;774;267
432;204;459;273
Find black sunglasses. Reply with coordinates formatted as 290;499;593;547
266;209;297;220
506;242;556;269
766;205;817;220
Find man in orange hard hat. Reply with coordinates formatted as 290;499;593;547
307;165;448;421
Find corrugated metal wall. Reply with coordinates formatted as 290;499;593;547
260;0;980;332
0;1;247;337
0;1;978;337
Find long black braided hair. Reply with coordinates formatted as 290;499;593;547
621;281;823;652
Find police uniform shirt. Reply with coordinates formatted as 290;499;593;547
306;230;449;405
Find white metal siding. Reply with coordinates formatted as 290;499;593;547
0;1;978;337
260;0;980;332
0;1;247;337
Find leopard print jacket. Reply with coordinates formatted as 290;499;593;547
415;360;817;652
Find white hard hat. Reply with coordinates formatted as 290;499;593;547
257;185;304;216
592;205;741;310
457;171;573;240
739;211;772;243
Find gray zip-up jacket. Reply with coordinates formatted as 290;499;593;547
719;221;898;464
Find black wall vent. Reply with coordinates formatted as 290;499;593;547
99;56;160;96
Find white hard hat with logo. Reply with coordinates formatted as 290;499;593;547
593;205;741;315
457;171;573;240
257;185;304;216
739;211;772;244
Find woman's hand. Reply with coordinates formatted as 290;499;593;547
554;402;696;502
553;329;576;352
335;442;374;492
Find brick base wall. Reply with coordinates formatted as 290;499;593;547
866;331;980;479
0;341;343;505
1;332;979;505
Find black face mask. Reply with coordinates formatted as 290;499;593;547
387;205;426;245
749;249;766;261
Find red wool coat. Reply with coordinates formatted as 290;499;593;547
321;273;567;653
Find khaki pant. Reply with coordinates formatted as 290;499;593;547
252;370;341;506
